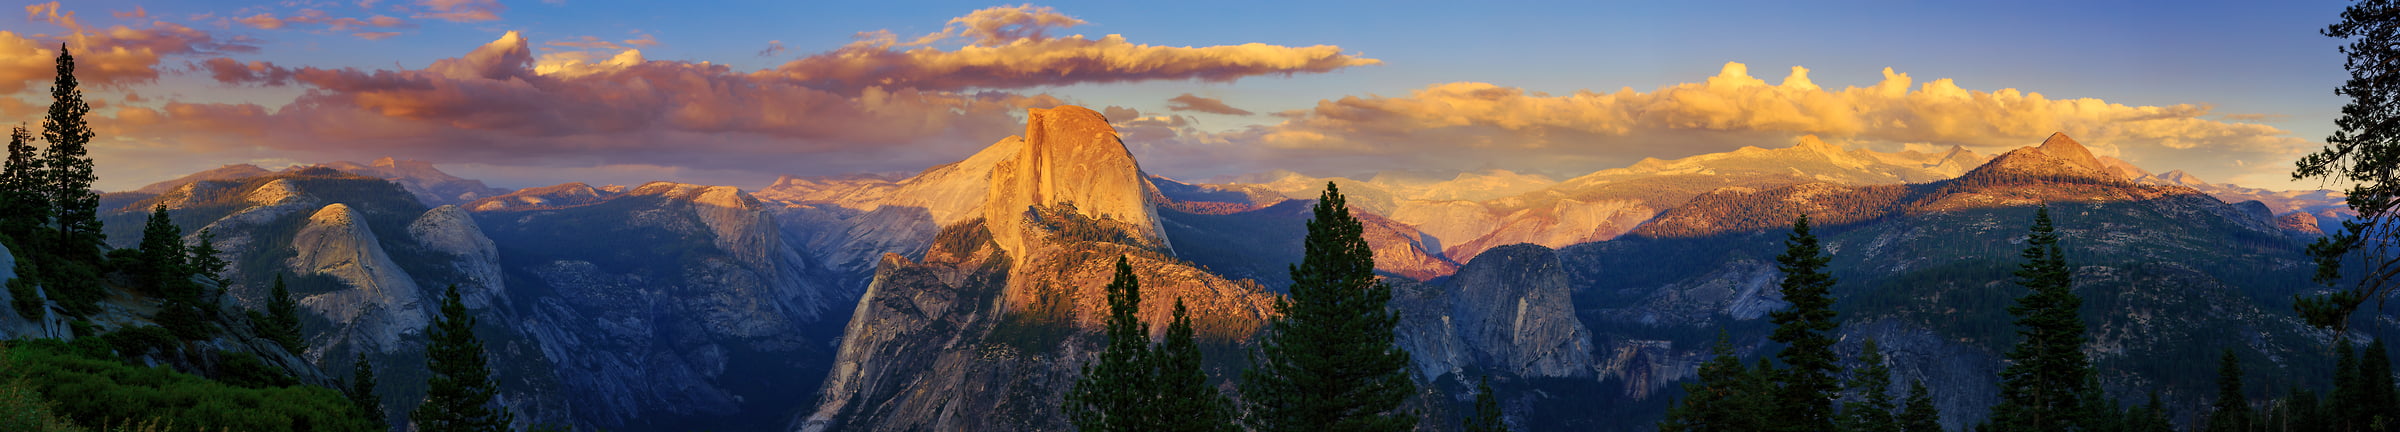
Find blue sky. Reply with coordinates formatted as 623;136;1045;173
0;0;2359;191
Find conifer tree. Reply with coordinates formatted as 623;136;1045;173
412;284;511;432
135;203;187;295
189;228;229;300
1068;257;1157;432
1845;339;1898;432
262;274;305;351
2127;391;2172;432
1660;332;1766;432
2297;0;2400;331
2335;341;2369;431
38;45;99;259
1989;206;2096;431
1241;182;1416;432
1154;297;1238;432
1897;379;1942;432
1769;214;1841;432
2363;338;2396;431
2208;349;2252;432
1464;376;1505;432
350;352;386;428
0;125;40;240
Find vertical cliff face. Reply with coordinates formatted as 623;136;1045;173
802;107;1278;432
984;106;1170;259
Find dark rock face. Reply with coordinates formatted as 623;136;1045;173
1398;244;1593;379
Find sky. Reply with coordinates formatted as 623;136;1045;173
0;0;2360;192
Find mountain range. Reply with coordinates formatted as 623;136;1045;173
5;105;2381;431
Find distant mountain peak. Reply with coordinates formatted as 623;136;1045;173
2035;132;2108;173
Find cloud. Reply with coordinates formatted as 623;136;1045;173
94;5;1372;190
413;0;503;22
1165;93;1253;115
1131;62;2315;187
757;40;787;57
760;4;1378;93
230;10;410;32
2;2;258;92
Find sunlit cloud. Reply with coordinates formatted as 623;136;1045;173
1129;62;2314;187
413;0;504;23
1166;93;1253;116
761;4;1379;93
1;2;259;92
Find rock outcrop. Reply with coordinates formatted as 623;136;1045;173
409;205;507;309
291;203;428;357
983;106;1170;259
1396;244;1594;380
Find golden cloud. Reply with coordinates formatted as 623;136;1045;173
1137;62;2313;185
1166;93;1253;116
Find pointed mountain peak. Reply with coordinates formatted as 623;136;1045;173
1793;134;1843;155
372;156;399;168
2034;132;2106;172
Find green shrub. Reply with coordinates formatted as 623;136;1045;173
211;352;295;389
7;278;39;319
99;326;178;360
1;340;376;432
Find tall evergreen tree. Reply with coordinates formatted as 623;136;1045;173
0;125;41;241
1845;339;1898;432
349;352;386;428
1068;257;1157;432
1897;379;1942;432
38;45;99;258
1660;332;1767;432
261;274;305;351
1768;214;1841;432
1988;206;2096;431
188;228;229;300
2335;341;2370;431
1240;182;1416;432
2127;391;2172;432
2364;338;2396;431
2208;349;2253;432
411;284;511;432
1464;376;1505;432
1154;297;1238;432
135;203;187;295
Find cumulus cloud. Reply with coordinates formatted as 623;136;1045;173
1;2;258;92
1166;93;1253;115
1132;62;2315;187
762;5;1378;93
80;4;1373;190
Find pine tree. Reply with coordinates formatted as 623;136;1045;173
1769;214;1841;432
0;125;41;241
1897;379;1942;432
350;352;387;428
1660;332;1766;432
2127;391;2172;432
1240;182;1416;432
38;45;99;260
2297;0;2400;332
1464;376;1505;432
2208;349;2252;432
1989;206;2096;432
261;274;305;351
1068;257;1157;432
1154;297;1238;432
411;284;511;432
135;203;187;296
1845;339;1898;432
188;228;229;302
2363;338;2396;431
2335;341;2370;431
